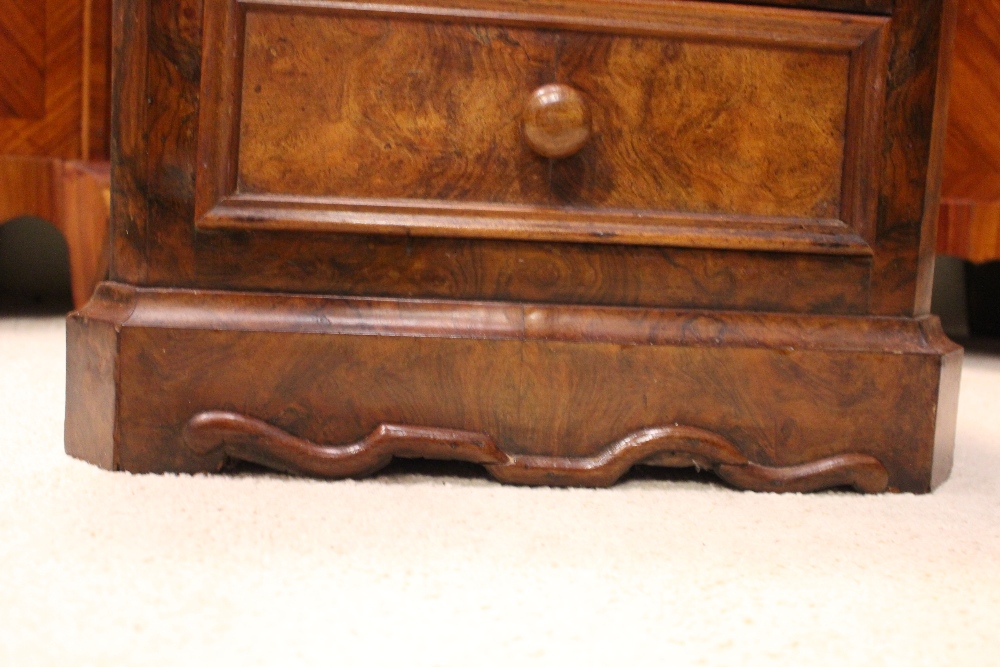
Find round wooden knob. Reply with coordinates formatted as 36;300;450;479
522;84;591;159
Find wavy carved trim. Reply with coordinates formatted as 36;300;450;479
183;411;890;493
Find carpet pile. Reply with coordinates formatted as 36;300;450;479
1;317;998;666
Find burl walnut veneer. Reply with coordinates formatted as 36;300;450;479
66;0;962;493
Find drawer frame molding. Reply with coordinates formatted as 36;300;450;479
193;0;890;255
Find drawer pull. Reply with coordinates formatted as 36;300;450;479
522;83;591;159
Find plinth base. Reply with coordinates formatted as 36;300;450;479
66;282;962;493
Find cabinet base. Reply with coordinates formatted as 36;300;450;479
66;283;962;493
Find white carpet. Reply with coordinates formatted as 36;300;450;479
1;316;998;666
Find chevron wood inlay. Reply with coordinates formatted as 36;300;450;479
938;0;1000;262
0;1;46;118
0;0;110;160
1;0;112;309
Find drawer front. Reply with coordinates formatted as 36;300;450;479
196;0;888;255
239;15;555;206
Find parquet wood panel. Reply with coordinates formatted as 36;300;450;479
0;1;47;118
938;0;1000;262
0;0;110;160
1;0;113;309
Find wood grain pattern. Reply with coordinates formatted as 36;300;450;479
238;13;554;205
57;160;111;307
76;0;961;495
937;0;1000;263
64;282;132;470
217;0;885;253
870;0;955;315
109;0;153;282
0;1;47;118
66;283;959;493
109;0;951;318
552;31;847;218
187;233;873;314
236;9;851;217
0;0;111;159
0;155;59;222
184;410;890;492
184;411;509;476
938;202;1000;263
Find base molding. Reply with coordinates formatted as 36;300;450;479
183;410;890;492
66;282;962;493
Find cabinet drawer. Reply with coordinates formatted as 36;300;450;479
196;0;888;255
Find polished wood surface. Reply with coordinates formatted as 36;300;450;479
184;410;891;492
937;0;1000;263
58;161;110;307
522;84;592;159
0;1;46;119
113;0;945;317
0;0;110;161
0;156;58;223
0;0;112;307
67;283;958;493
69;0;961;493
209;0;886;255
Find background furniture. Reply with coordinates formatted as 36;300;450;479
0;0;111;309
67;0;960;493
936;0;1000;336
938;0;1000;263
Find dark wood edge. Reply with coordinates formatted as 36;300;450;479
64;287;135;471
183;410;891;492
194;0;246;221
238;0;887;47
109;0;150;282
930;342;962;489
200;195;873;255
87;281;955;355
841;18;890;244
711;0;892;16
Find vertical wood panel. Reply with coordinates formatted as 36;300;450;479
937;0;1000;263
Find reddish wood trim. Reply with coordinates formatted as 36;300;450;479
58;160;110;308
868;0;954;316
0;155;59;222
938;199;1000;263
81;0;93;159
0;156;109;308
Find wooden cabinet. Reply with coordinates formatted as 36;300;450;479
0;0;111;308
937;0;1000;263
66;0;961;493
